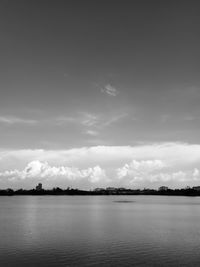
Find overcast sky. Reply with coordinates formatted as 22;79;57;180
1;0;200;189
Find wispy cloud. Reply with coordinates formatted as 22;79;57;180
80;113;99;127
40;111;128;131
102;113;128;127
183;115;195;121
0;116;37;125
101;84;119;96
85;130;99;136
80;112;127;130
54;116;76;125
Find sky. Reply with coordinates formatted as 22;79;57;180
0;0;200;189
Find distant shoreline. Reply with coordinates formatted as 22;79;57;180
1;188;200;197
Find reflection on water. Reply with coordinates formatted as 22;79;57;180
113;200;135;203
1;196;200;266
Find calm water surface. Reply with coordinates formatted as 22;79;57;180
1;195;200;266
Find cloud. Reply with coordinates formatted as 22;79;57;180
85;130;99;136
1;142;200;169
117;159;200;187
47;111;128;134
101;84;118;96
1;142;200;188
117;160;165;179
80;111;127;130
54;116;76;125
193;168;199;178
0;160;108;187
0;116;37;125
149;169;200;184
80;113;99;127
183;115;195;121
102;113;128;127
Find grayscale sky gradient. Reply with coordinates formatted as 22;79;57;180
1;0;200;189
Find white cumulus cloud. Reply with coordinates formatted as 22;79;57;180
117;160;165;179
0;161;108;188
1;143;200;188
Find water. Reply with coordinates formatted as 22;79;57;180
1;195;200;266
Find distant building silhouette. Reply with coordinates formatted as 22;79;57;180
159;186;168;191
192;186;200;191
106;187;116;191
94;188;105;192
36;183;43;191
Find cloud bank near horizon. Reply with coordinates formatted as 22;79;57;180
0;142;200;189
